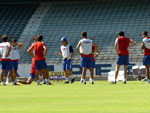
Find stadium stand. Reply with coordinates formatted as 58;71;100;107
1;0;150;65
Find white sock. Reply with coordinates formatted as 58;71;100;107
89;78;94;83
37;80;40;85
45;79;50;84
71;76;74;79
83;79;86;83
6;78;9;82
1;82;5;85
80;78;83;82
43;79;46;83
12;81;16;85
66;78;69;82
123;78;127;82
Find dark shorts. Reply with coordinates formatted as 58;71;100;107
80;57;92;68
143;55;150;65
12;61;18;70
35;60;47;70
0;61;13;70
116;55;129;65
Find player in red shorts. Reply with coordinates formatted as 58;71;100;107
112;31;137;84
27;35;51;85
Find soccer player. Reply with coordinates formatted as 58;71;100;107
56;37;75;84
0;35;16;86
112;31;137;84
90;43;100;84
6;39;24;84
17;58;35;84
27;35;51;85
141;31;150;83
77;32;97;84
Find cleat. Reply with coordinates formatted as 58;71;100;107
147;80;150;84
110;81;116;84
43;82;46;84
123;81;127;84
141;78;148;82
82;81;86;85
71;78;75;84
91;81;94;84
64;81;69;84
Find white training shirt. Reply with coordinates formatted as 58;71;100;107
0;42;12;59
10;45;20;60
60;44;73;58
79;38;93;55
143;37;150;49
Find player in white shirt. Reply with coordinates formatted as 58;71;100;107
6;39;24;83
77;32;97;84
0;35;16;85
56;37;75;84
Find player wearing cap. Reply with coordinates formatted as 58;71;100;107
77;32;97;84
27;35;51;85
112;31;137;84
141;31;150;83
0;35;16;86
56;37;75;84
6;39;24;84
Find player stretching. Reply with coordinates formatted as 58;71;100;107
0;35;16;85
77;32;97;84
112;31;137;84
18;57;36;84
6;39;24;84
27;35;51;85
141;31;150;83
56;37;75;84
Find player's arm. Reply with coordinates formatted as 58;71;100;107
43;45;47;58
129;39;137;47
17;43;24;49
5;44;11;57
92;41;98;54
114;38;118;54
76;41;81;55
95;49;100;59
68;45;74;60
56;48;62;56
141;42;145;50
27;45;34;58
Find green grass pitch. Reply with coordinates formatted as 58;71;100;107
0;81;150;113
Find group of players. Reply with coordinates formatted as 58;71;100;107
0;30;150;86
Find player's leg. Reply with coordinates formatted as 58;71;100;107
18;73;35;84
89;60;95;84
6;71;10;84
62;59;69;84
42;71;46;84
89;67;94;84
0;70;6;86
35;61;41;85
39;60;51;85
123;65;127;84
81;67;87;84
80;57;87;84
66;60;75;83
12;61;18;82
111;64;120;84
145;65;150;83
